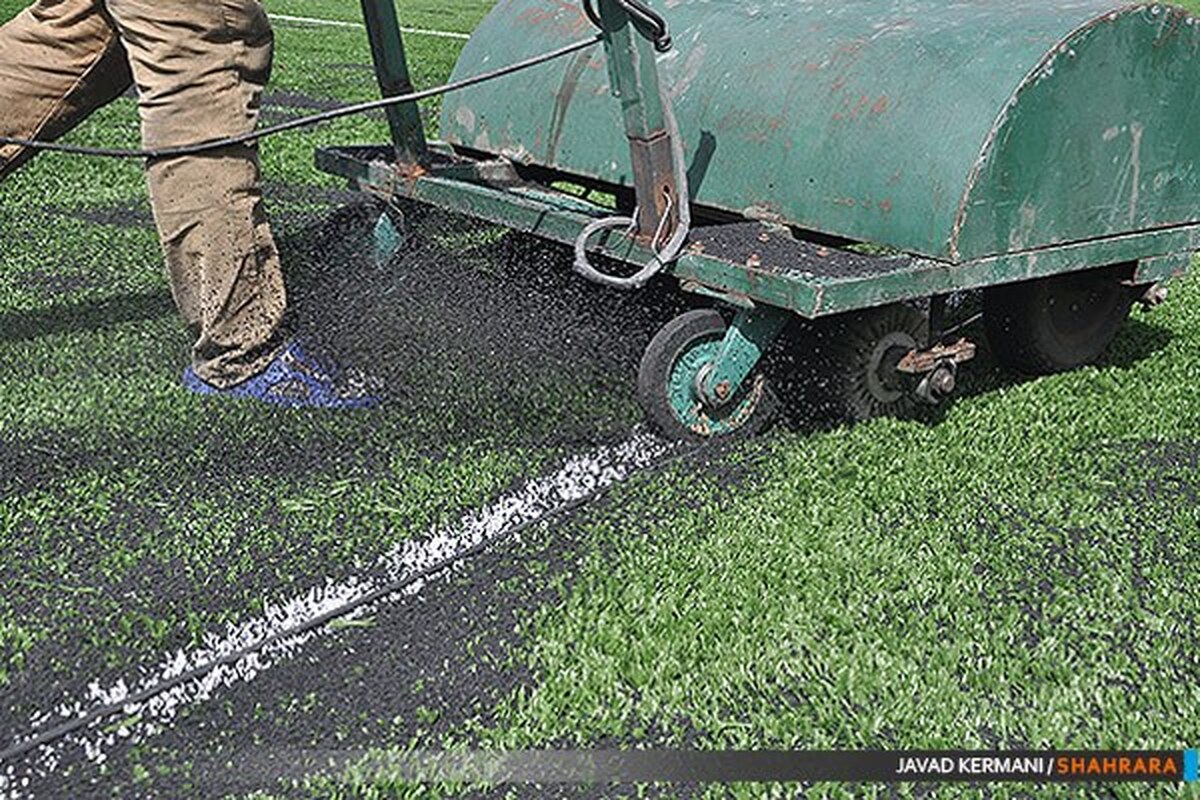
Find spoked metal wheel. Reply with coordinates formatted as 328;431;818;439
983;264;1136;375
637;309;778;441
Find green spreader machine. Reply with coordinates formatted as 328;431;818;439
317;0;1200;440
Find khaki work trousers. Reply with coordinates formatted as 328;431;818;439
0;0;286;387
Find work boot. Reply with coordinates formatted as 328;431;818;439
182;341;380;409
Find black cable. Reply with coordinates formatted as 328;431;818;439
0;35;601;160
0;434;711;765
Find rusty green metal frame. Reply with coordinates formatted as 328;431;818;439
360;0;427;166
315;145;1195;320
329;0;1194;316
442;1;1200;264
699;307;791;408
324;0;1197;422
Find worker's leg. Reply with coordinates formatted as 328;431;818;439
0;0;132;179
104;0;286;388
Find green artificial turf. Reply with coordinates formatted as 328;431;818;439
468;307;1200;796
265;0;493;33
0;2;614;689
306;298;1200;800
3;1;1200;799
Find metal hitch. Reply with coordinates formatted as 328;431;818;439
1137;282;1169;311
897;338;977;405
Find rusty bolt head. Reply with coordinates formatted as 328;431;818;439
1140;283;1169;309
931;366;956;397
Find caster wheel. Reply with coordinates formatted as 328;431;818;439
983;264;1136;375
637;309;778;442
821;303;928;422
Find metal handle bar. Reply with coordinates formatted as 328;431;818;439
582;0;672;52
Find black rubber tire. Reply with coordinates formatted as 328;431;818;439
983;265;1136;375
637;308;778;442
820;303;929;422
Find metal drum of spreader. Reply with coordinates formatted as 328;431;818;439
441;0;1200;263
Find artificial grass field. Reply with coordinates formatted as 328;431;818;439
1;1;1199;799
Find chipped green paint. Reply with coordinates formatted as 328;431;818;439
441;1;1200;262
360;0;427;165
953;5;1200;260
315;146;1199;319
699;307;791;409
321;0;1199;324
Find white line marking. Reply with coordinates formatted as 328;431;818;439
0;431;673;796
268;13;470;40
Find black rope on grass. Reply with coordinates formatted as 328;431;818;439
0;432;711;765
0;35;602;160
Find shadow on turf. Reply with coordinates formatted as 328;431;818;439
932;312;1175;412
0;289;175;344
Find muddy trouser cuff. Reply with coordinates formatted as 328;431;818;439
114;0;284;388
146;145;287;388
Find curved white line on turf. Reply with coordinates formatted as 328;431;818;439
268;13;471;40
0;431;673;797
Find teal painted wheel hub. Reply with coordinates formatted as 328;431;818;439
639;309;777;441
667;338;765;438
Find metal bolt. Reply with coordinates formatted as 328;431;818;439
1139;283;1169;310
931;366;956;397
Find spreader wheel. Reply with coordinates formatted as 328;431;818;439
638;309;778;441
823;303;929;422
983;265;1136;375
